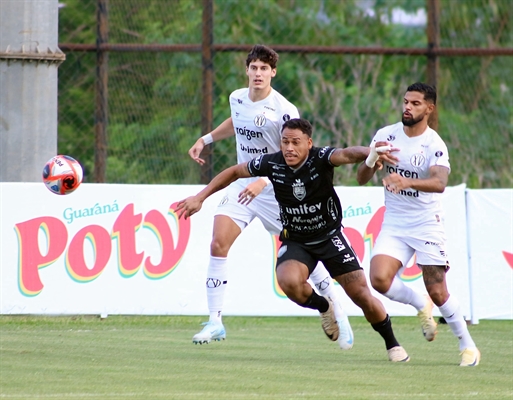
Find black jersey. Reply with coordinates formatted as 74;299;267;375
247;146;343;243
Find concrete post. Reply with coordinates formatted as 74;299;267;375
0;0;65;182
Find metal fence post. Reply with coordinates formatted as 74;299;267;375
200;0;214;183
427;0;440;131
95;0;109;183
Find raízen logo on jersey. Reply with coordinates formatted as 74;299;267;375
292;179;306;201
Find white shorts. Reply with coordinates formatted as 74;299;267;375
214;178;282;235
372;227;449;267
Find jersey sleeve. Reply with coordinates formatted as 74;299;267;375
247;154;270;177
319;146;338;166
429;137;451;171
370;126;388;146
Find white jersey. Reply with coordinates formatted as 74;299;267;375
213;87;299;230
230;87;299;165
370;122;450;230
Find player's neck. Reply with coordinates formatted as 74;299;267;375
403;121;429;138
248;86;272;102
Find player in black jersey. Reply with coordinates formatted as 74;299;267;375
177;118;409;362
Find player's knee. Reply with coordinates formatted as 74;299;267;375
210;238;230;257
426;285;449;306
370;273;390;294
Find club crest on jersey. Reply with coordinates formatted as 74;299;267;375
292;179;306;201
318;146;329;158
253;155;263;170
387;135;396;141
282;114;291;122
254;114;266;127
410;153;425;167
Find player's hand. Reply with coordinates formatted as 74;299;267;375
188;139;206;166
375;141;399;168
382;172;409;193
238;179;267;205
176;196;203;219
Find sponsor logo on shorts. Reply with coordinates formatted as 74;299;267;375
331;236;346;252
219;196;229;206
343;254;355;263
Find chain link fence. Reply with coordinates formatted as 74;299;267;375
57;0;512;187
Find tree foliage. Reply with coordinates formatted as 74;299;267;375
58;0;512;187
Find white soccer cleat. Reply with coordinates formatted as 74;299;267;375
459;348;481;367
336;315;354;350
387;346;410;362
320;297;339;341
192;321;226;345
417;295;438;341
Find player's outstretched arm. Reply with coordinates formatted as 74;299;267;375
330;146;370;166
188;117;235;165
357;141;399;185
176;162;252;219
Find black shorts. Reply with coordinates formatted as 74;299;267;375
276;231;362;278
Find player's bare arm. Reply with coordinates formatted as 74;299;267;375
383;165;449;194
356;141;400;185
176;162;252;219
188;117;236;165
329;146;369;166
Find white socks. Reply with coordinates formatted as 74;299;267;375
438;295;476;351
206;256;228;324
309;265;346;320
384;276;426;311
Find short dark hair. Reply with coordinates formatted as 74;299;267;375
281;118;313;137
407;82;437;105
246;44;279;69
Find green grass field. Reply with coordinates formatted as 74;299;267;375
1;316;511;399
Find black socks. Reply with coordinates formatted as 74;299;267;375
301;291;329;313
372;314;400;350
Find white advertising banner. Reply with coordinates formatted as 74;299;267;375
0;182;489;320
466;190;513;320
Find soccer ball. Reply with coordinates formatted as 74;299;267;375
42;155;83;195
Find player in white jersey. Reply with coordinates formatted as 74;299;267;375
188;44;353;349
357;82;480;367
